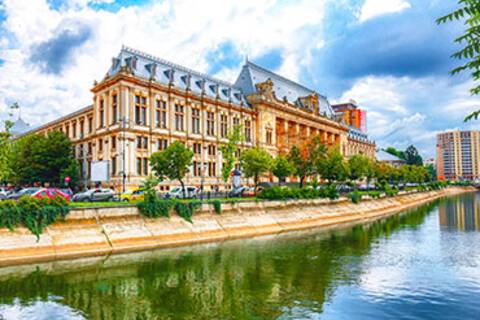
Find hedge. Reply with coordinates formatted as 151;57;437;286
0;196;70;240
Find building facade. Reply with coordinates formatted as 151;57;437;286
437;130;480;181
28;46;375;191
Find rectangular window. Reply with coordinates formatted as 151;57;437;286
137;157;142;175
111;156;117;176
111;136;116;150
158;139;168;151
136;136;148;150
143;158;148;176
112;94;118;124
206;111;215;136
208;162;216;177
88;117;93;133
192;108;201;134
208;144;216;156
98;139;103;152
233;117;240;127
143;137;148;149
135;95;147;125
65;125;70;138
72;122;77;138
88;142;92;155
193;143;202;155
156;100;167;128
99;99;105;128
220;114;228;138
175;104;184;131
245;120;251;142
193;161;199;177
80;120;84;138
266;129;272;145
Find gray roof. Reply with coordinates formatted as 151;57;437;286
108;46;249;106
234;61;335;117
377;150;405;162
10;117;30;136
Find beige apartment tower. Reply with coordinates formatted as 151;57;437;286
436;130;480;181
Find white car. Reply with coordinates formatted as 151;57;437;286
166;186;199;199
0;187;9;201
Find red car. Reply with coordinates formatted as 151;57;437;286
32;188;71;201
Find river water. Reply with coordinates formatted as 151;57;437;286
0;193;480;320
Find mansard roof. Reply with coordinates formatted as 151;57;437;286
234;61;335;117
108;46;249;106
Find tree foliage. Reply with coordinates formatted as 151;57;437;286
219;125;243;185
239;147;272;191
288;136;326;188
271;155;294;183
437;1;480;121
149;141;194;198
384;145;423;166
0;121;13;183
9;131;78;186
404;145;423;166
348;154;370;182
317;147;349;184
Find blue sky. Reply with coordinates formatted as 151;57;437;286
0;0;477;158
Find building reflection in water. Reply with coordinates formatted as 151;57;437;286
439;193;480;231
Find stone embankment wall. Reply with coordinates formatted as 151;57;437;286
0;187;474;267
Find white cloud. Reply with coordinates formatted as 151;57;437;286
359;0;411;23
0;0;328;128
337;75;480;157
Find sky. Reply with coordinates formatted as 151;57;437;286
0;0;477;158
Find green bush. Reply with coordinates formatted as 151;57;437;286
210;200;222;214
348;190;362;204
0;196;70;240
137;192;173;218
323;185;340;200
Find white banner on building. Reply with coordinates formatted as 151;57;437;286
91;160;110;182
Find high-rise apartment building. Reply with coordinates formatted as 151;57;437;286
436;130;480;181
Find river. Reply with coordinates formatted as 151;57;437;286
0;192;479;319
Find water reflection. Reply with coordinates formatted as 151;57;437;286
439;193;480;231
0;196;479;319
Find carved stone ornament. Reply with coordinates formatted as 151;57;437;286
255;78;275;100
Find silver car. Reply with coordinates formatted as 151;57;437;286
72;189;115;202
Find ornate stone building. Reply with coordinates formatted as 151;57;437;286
28;46;375;190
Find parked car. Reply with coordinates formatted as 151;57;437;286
7;187;41;200
60;188;73;197
72;188;115;202
31;188;71;201
165;186;198;199
0;187;9;201
229;186;249;198
120;189;145;202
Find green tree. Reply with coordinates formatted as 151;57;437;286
437;2;480;121
9;131;77;186
149;141;194;198
318;147;349;184
239;147;272;192
271;155;294;184
348;154;370;184
288;136;326;188
426;164;437;181
219;125;243;188
0;120;13;183
60;159;80;188
404;145;423;166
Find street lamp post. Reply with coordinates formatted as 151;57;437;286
121;116;132;193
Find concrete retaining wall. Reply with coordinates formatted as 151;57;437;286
0;187;474;267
